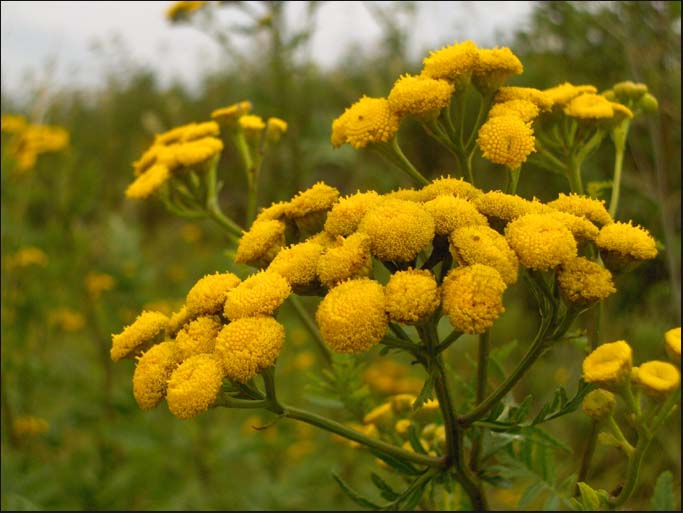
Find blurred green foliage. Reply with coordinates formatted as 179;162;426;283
1;1;680;510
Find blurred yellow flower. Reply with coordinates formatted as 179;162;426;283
564;93;615;119
125;164;170;199
1;114;27;133
495;87;553;111
166;0;206;22
7;247;48;268
49;308;86;333
488;99;540;123
211;101;252;125
664;327;681;365
581;389;616;420
85;272;116;299
13;416;49;437
265;117;288;142
472;46;524;94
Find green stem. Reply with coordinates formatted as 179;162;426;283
608;415;635;456
214;394;270;409
506;167;521;195
609;437;648;507
459;321;550;426
381;335;424;355
288;295;332;366
282;405;445;468
206;199;243;242
436;329;463;353
566;154;584;195
575;420;599;495
608;142;626;218
390;137;430;186
470;330;491;471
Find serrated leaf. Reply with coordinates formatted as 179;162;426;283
332;472;381;510
399;484;426;511
650;471;675;511
369;448;422;476
406;424;428;455
370;472;400;501
517;480;546;508
411;374;434;412
512;394;534;422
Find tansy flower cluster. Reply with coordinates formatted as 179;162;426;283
1;114;69;172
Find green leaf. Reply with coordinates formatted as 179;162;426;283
517;480;546;508
332;472;381;510
398;483;426;511
406;424;428;455
411;374;435;412
368;448;422;476
650;471;675;511
577;482;601;511
370;472;400;501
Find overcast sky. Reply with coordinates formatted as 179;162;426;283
1;1;534;98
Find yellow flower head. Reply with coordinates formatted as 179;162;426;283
48;308;85;332
286;181;340;222
385;269;440;325
363;403;395;430
495;87;554;111
254;201;290;223
488;100;540;123
477;115;536;169
441;264;507;334
13;416;49;437
239;114;266;138
266;117;288;142
174;315;222;360
1;114;27;133
582;340;633;389
85;272;116;299
557;257;616;306
564;93;615;119
155;121;218;145
595;221;658;272
306;230;343;250
544;210;600;243
543;82;598;107
185;272;242;317
8;246;48;268
166;354;223;419
474;191;546;226
173;137;223;168
581;389;616;420
472;47;524;95
324;190;382;237
421;40;479;85
394;419;412;435
167;305;194;337
419;175;483;201
132;341;180;410
214;316;285;383
317;232;373;288
316;278;388;353
223;270;291;320
166;1;206;22
547;193;612;227
331;96;400;149
358;199;435;262
235;219;287;268
267;241;324;290
387;74;454;117
449;225;519;285
111;310;169;362
424;195;488;236
613;81;649;101
636;361;680;398
125;164;170;199
505;214;577;270
211;101;252;125
664;327;681;365
383;187;424;202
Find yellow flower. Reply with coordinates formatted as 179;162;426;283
239;114;266;138
664;327;681;365
581;389;616;420
472;46;524;95
324;190;382;237
266;117;288;142
166;1;206;21
172;137;223;168
557;257;616;306
133;341;179;410
543;82;598;107
235;219;287;268
385;269;440;325
423;196;488;236
358;199;435;262
477;115;536;169
13;416;49;437
383;187;424;202
547;193;612;227
174;315;222;360
267;241;324;291
419;175;483;201
211;101;252;125
224;270;291;320
488;100;540;123
636;361;680;398
494;87;553;111
582;341;633;389
410;399;441;424
125;164;170;199
286;181;340;234
254;201;290;223
1;114;27;133
330;96;400;149
394;419;412;435
155;121;218;145
613;81;649;101
317;233;372;288
111;310;169;362
7;247;48;268
316;278;388;353
214;316;285;383
545;210;600;243
421;40;479;85
441;264;506;334
48;308;85;332
167;305;194;337
595;221;658;271
166;354;223;419
449;225;519;285
363;403;395;430
387;74;454;117
85;272;116;299
306;230;343;249
185;272;241;317
505;214;577;270
564;93;615;119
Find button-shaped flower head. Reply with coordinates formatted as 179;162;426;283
582;341;633;390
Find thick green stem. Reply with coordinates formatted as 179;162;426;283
566;155;584;195
575;420;599;495
282;405;445;468
206;198;243;242
506;167;521;195
470;330;491;471
288;295;332;366
608;141;626;218
609;436;648;508
390;137;430;186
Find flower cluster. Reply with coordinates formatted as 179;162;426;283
1;114;69;172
